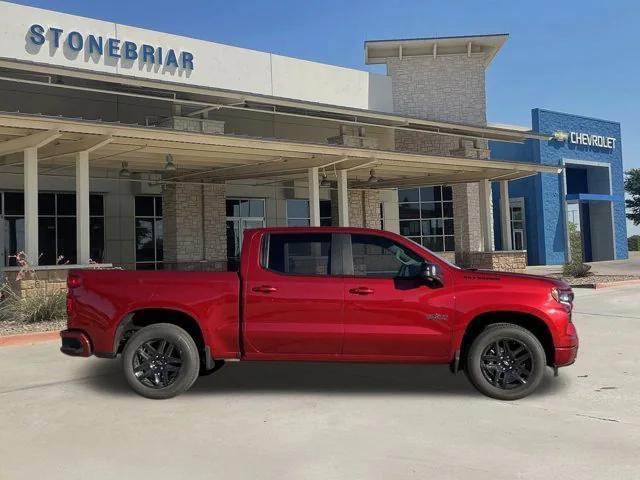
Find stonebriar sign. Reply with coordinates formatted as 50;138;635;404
28;23;195;70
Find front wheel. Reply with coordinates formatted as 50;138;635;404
465;323;546;400
122;323;200;399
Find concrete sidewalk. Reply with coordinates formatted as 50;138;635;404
526;251;640;277
1;286;639;480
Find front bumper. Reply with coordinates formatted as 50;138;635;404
555;345;578;366
60;329;93;357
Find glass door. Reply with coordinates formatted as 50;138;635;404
509;199;527;251
226;199;265;270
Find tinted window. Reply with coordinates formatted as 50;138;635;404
266;233;331;276
351;234;422;278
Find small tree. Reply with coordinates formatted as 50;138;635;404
629;235;640;252
625;169;640;226
563;221;591;278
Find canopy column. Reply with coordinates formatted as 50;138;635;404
23;147;39;264
308;167;320;227
499;180;513;250
479;179;494;252
75;150;91;264
337;169;349;227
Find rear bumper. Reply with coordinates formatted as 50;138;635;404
60;329;93;357
555;345;578;366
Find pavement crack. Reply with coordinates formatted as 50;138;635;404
575;413;620;423
573;311;640;320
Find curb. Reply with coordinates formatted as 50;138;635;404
572;279;640;290
0;331;59;347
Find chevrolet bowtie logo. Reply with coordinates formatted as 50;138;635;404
426;313;448;321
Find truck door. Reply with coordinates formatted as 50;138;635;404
243;232;344;357
342;233;452;359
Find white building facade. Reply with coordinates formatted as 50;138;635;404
0;2;558;291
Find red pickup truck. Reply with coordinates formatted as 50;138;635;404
61;227;578;400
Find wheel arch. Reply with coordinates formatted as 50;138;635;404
456;311;555;371
113;308;209;362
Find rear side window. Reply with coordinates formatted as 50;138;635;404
351;234;422;278
266;233;332;276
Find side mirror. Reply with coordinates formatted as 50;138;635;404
419;262;443;285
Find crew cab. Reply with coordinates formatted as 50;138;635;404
61;227;578;400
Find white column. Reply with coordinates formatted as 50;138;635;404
308;167;320;227
337;169;349;227
23;147;39;265
76;150;91;264
478;179;494;252
499;180;513;251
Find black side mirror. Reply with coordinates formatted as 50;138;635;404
419;262;443;285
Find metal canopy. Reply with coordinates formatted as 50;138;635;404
0;59;549;144
0;111;560;189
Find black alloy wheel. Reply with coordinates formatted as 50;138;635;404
132;339;183;389
465;323;546;401
479;338;533;390
122;323;201;399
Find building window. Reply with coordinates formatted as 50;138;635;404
1;192;104;266
135;196;163;270
286;199;332;226
398;186;454;252
226;198;265;270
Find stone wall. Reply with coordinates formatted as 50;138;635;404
456;251;527;273
347;190;381;229
163;182;227;269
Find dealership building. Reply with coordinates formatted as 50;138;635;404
0;2;627;291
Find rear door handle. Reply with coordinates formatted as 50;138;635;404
349;287;375;295
252;285;277;293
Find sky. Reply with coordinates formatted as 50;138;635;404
12;0;640;234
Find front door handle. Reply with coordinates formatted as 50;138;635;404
349;287;375;295
252;285;277;293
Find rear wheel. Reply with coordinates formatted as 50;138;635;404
122;323;200;399
465;323;546;400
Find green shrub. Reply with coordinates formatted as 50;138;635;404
562;262;592;278
628;235;640;252
0;283;67;323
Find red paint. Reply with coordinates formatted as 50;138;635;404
63;227;578;369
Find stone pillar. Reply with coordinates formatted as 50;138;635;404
75;150;91;264
384;53;493;266
347;190;381;229
203;183;227;262
163;183;204;266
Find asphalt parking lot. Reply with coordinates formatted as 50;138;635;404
1;286;639;480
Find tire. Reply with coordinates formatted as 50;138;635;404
465;323;546;401
122;323;200;399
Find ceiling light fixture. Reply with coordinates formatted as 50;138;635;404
119;161;131;178
164;154;177;171
320;172;331;187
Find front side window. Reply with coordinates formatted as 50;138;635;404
265;233;332;276
351;234;422;278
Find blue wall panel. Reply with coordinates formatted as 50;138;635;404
489;108;627;265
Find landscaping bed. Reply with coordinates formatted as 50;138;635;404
546;274;640;288
0;318;66;337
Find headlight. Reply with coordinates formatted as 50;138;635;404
551;287;574;306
